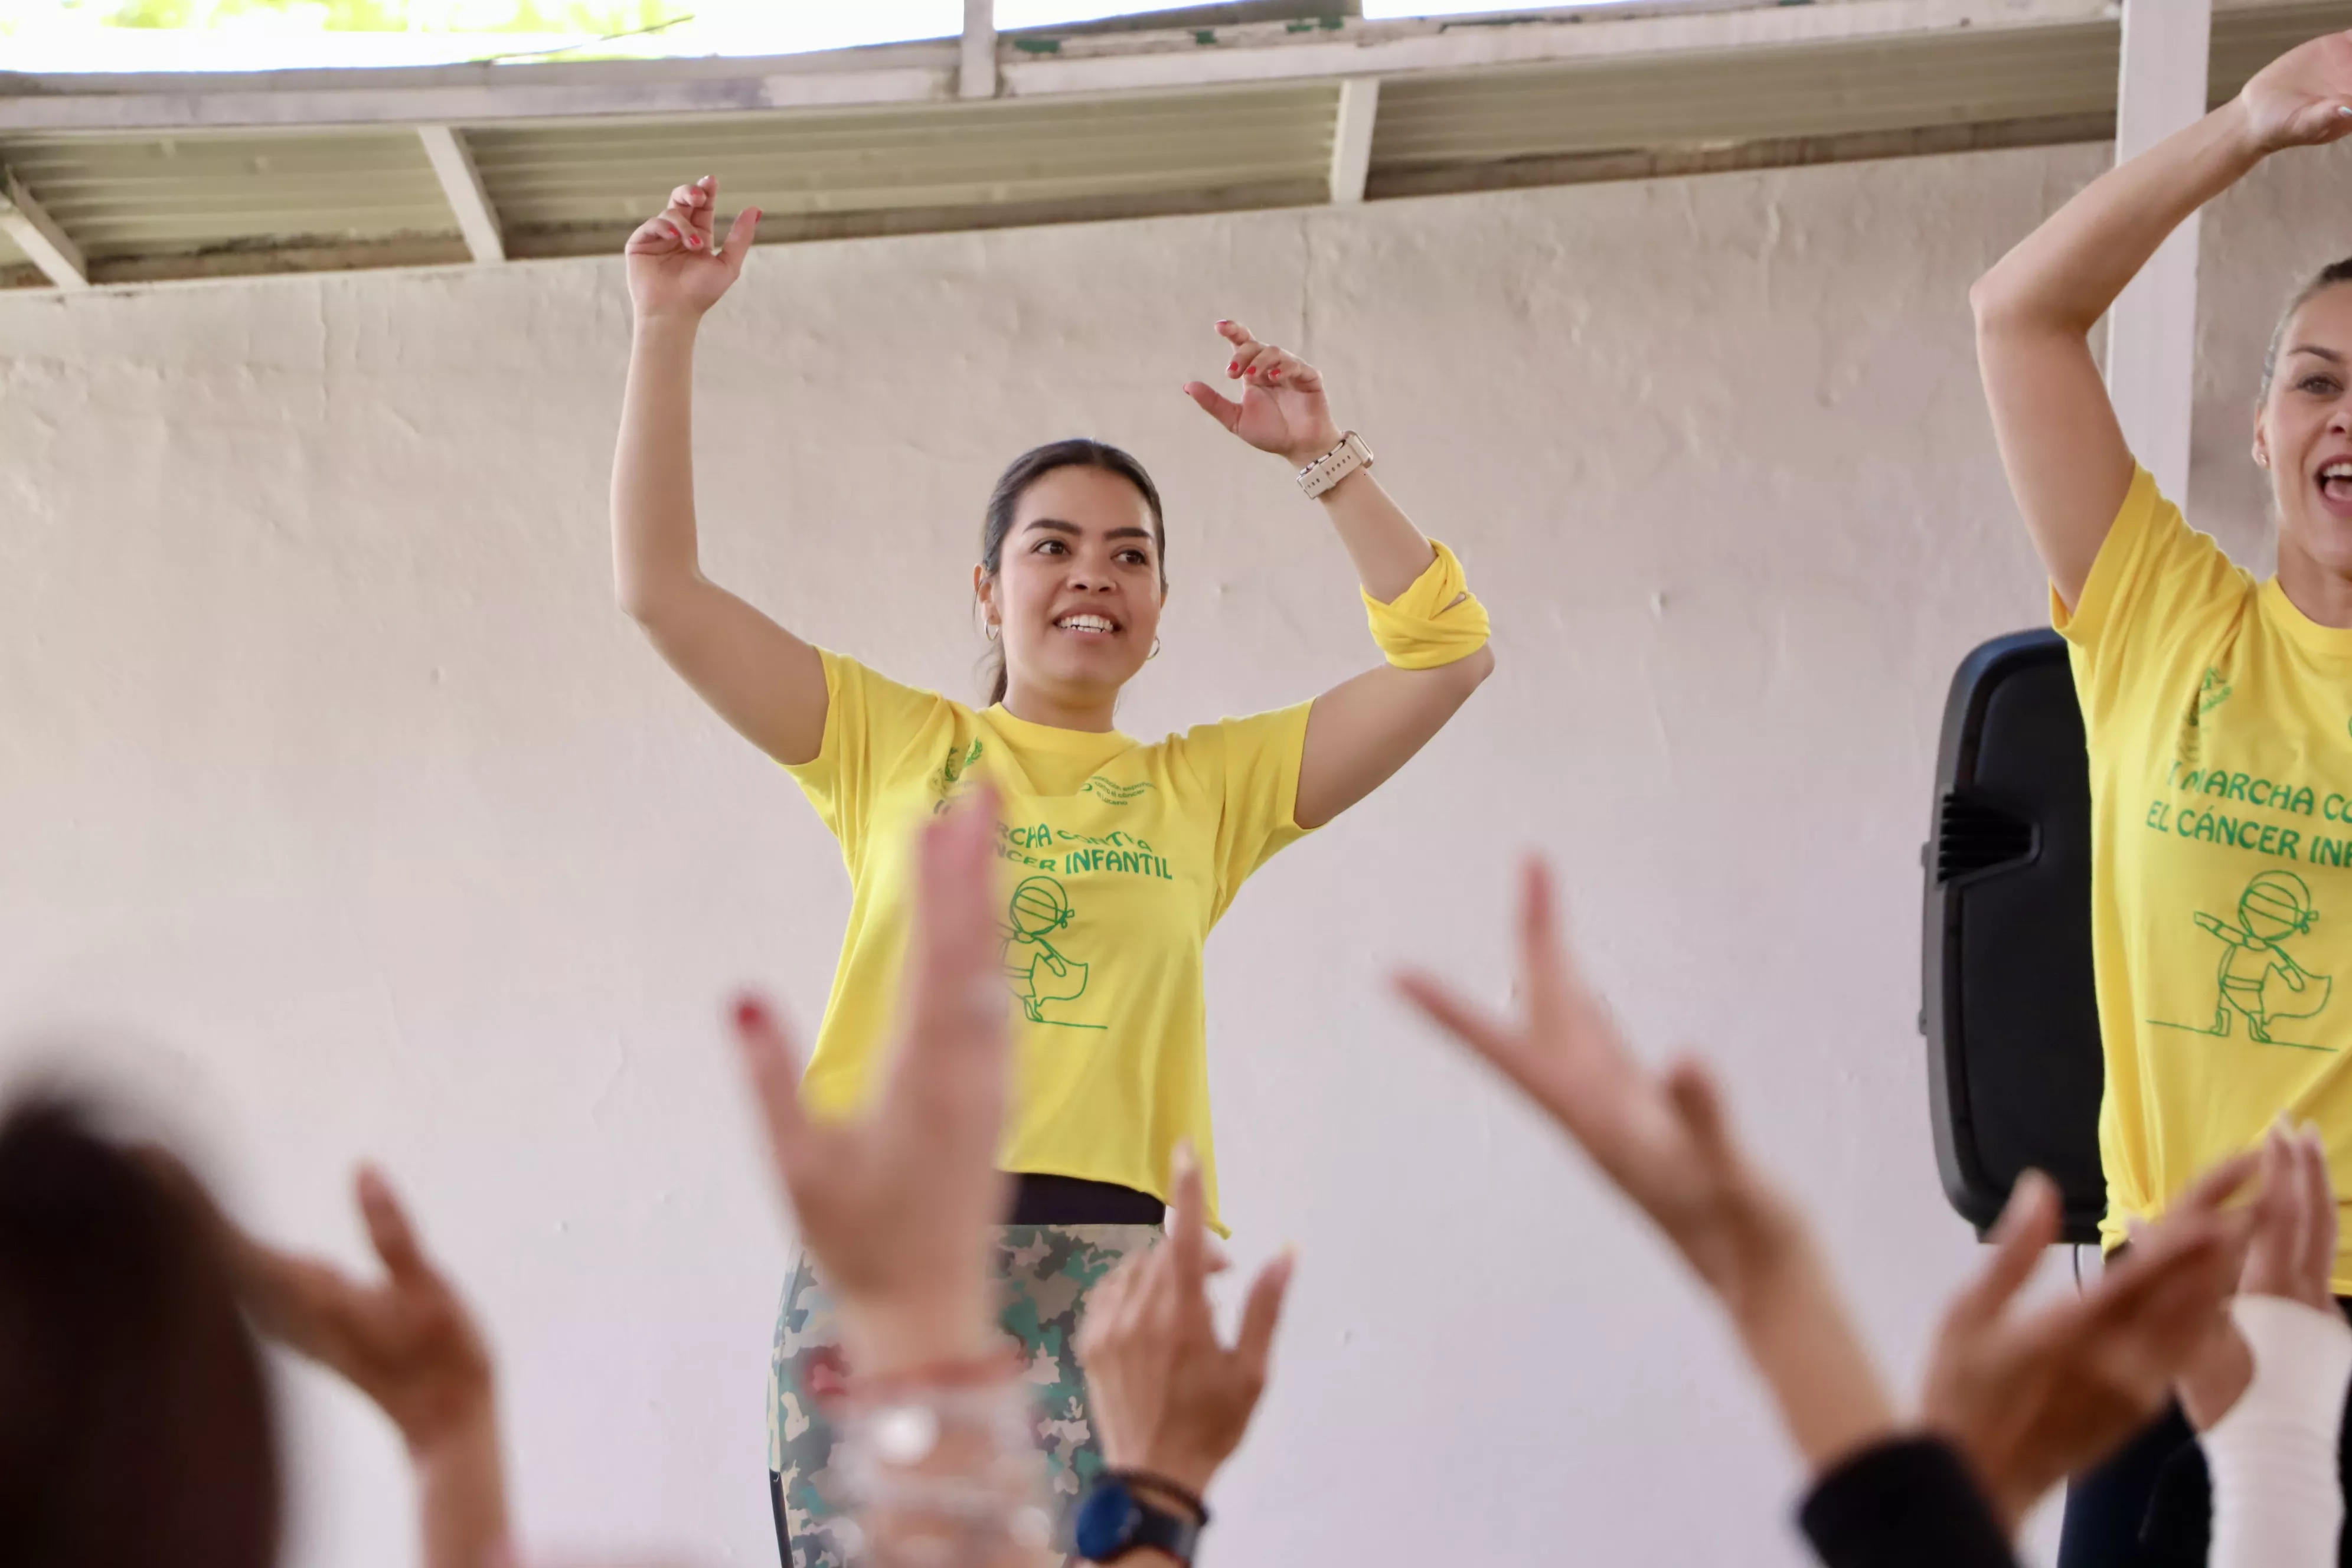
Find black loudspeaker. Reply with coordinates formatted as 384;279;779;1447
1921;629;2105;1244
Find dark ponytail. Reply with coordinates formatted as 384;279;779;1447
976;439;1168;706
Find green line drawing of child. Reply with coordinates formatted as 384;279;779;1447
1001;876;1102;1030
2189;870;2331;1045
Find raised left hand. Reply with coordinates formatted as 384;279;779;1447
231;1167;496;1456
1396;861;1808;1315
1918;1154;2256;1532
1075;1144;1295;1501
1182;319;1344;466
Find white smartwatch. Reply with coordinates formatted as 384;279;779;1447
1296;430;1373;499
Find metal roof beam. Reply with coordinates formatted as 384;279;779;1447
416;124;505;262
0;165;88;289
1328;76;1377;204
1000;0;2119;97
0;0;2128;134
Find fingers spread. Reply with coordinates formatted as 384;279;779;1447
1168;1141;1208;1292
2298;1126;2338;1295
733;992;813;1175
1182;381;1244;434
721;207;762;275
1662;1060;1746;1186
2096;1219;2236;1344
1392;971;1530;1084
1952;1171;2060;1325
355;1165;432;1285
1515;859;1582;1037
904;789;1007;1049
1234;1249;1297;1384
239;1246;366;1358
2174;1149;2261;1217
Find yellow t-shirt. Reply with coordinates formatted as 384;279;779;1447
2060;467;2352;1286
784;649;1314;1234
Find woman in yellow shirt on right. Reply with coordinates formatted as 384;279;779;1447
1972;25;2352;1566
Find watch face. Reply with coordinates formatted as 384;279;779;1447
1074;1481;1141;1561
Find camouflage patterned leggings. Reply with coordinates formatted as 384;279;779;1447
766;1222;1161;1568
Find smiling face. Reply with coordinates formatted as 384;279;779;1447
2256;279;2352;579
977;462;1165;716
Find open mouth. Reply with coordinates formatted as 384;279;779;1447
1054;613;1121;637
2322;460;2352;506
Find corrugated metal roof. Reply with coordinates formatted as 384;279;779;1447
467;82;1338;233
2214;1;2352;88
1371;23;2119;171
6;2;2352;289
1;128;447;260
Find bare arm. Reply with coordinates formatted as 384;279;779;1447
1972;34;2352;609
1183;322;1493;832
1293;466;1495;830
613;177;827;767
1397;864;2255;1546
1971;109;2256;608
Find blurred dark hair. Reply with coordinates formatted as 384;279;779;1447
976;439;1168;705
0;1095;280;1568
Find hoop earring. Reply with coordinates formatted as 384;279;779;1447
1149;636;1161;660
985;621;1001;642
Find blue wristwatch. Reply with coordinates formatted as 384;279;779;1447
1074;1472;1206;1565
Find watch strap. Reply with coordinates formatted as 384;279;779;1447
1296;430;1373;498
1112;1468;1211;1527
1077;1474;1206;1566
1125;1498;1201;1566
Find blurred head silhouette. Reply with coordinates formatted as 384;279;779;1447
0;1092;279;1568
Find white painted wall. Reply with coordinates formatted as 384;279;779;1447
4;136;2346;1567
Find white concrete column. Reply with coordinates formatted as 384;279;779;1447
2105;0;2211;501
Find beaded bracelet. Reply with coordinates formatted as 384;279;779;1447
831;1368;1054;1566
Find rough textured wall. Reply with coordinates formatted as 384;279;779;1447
4;133;2342;1566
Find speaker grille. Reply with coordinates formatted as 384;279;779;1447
1935;792;2036;883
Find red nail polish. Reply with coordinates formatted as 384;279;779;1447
735;997;766;1030
1227;361;1239;375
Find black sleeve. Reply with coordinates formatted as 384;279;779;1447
1797;1436;2020;1568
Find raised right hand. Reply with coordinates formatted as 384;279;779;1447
2237;31;2352;154
230;1166;497;1456
625;174;760;322
1394;860;1808;1312
1076;1144;1295;1502
733;790;1014;1377
1918;1155;2256;1531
